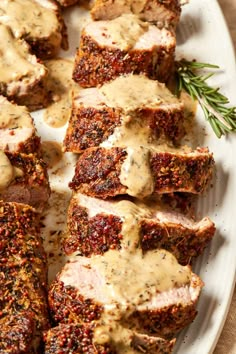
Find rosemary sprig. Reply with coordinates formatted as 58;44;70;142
175;59;236;138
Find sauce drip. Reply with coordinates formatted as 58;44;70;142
44;59;80;128
41;141;63;168
120;146;154;199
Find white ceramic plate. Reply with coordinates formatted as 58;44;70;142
32;1;236;353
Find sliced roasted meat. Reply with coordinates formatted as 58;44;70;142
0;0;68;59
69;146;214;199
72;14;176;87
91;0;181;28
64;75;185;151
0;150;50;210
0;96;40;154
48;250;203;340
44;323;175;353
65;193;215;264
0;201;50;353
0;25;48;110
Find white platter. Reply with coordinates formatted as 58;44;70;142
32;1;236;353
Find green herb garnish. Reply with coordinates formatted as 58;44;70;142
175;59;236;138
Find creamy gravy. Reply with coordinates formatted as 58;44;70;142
96;14;148;50
120;146;154;199
0;0;60;43
0;151;23;191
101;114;154;148
91;248;191;351
44;59;80;128
0;24;44;84
0;97;32;129
41;141;63;168
61;247;191;352
99;75;168;112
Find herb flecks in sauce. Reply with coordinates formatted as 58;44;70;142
120;146;154;199
0;96;33;129
0;0;60;45
44;59;80;128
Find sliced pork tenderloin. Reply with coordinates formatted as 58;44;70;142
0;0;68;59
64;75;185;151
48;250;203;340
44;322;175;353
0;151;50;210
0;201;50;352
0;25;49;110
0;96;40;154
69;146;214;199
65;193;215;265
91;0;181;28
72;14;176;87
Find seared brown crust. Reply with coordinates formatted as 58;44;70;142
63;100;185;152
0;131;41;155
150;149;214;194
0;312;35;354
48;276;201;339
63;106;122;152
44;323;115;354
126;302;197;339
0;202;50;352
65;203;122;255
140;218;215;265
69;147;127;198
48;281;103;324
0;152;50;210
66;198;215;264
69;147;214;198
72;33;175;87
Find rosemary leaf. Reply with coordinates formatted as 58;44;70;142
175;59;236;137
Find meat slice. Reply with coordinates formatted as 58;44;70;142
48;250;203;340
0;201;50;353
69;146;214;199
0;96;40;154
0;0;68;59
65;193;215;265
72;14;176;87
63;75;185;151
44;323;175;353
0;151;50;210
0;25;48;111
91;0;181;28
